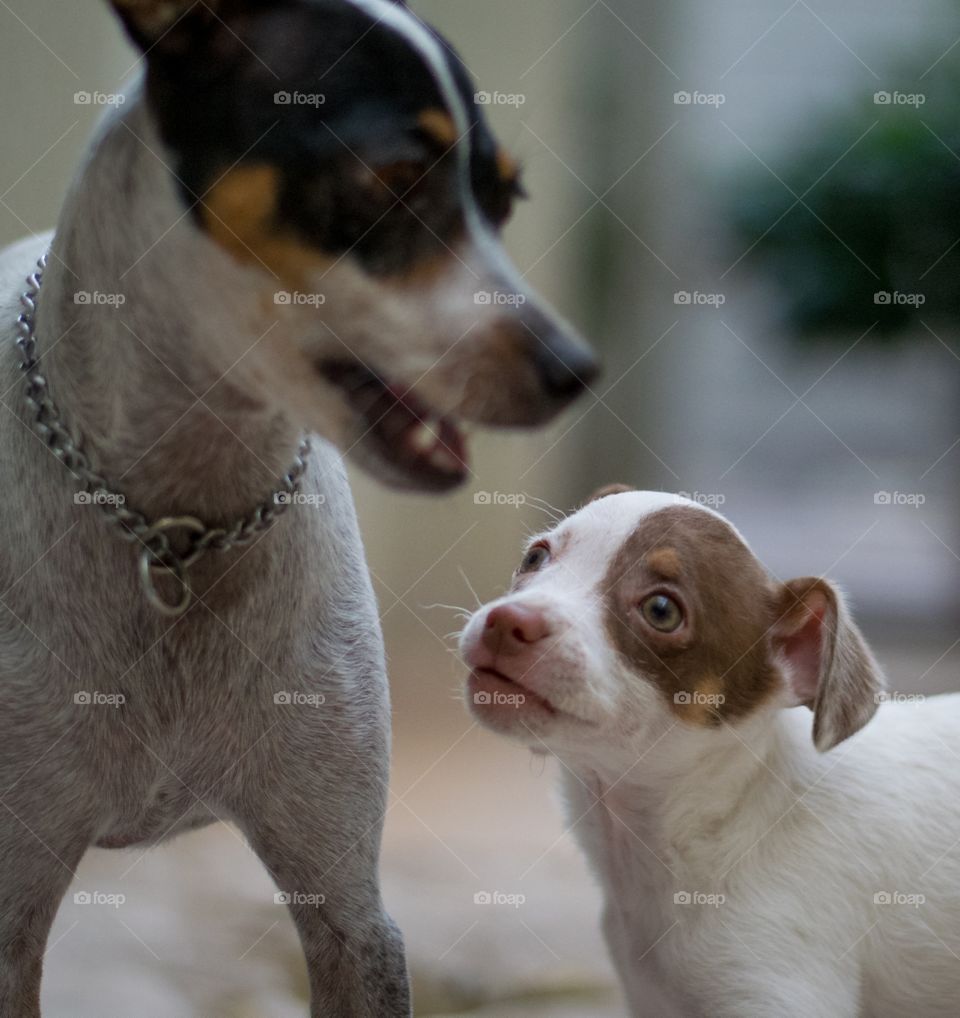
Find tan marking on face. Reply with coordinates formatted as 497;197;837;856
381;244;464;292
695;673;726;726
418;109;458;148
645;547;681;580
496;149;520;185
602;506;781;726
434;324;545;425
201;165;329;289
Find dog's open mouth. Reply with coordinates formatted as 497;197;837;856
321;362;468;490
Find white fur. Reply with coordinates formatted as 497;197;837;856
460;493;960;1018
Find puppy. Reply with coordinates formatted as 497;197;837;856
0;1;596;1015
460;488;960;1018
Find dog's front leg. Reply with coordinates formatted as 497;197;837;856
0;810;88;1017
230;742;410;1017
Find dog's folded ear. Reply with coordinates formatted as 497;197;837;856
584;483;635;507
771;578;884;752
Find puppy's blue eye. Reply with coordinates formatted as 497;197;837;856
520;544;550;573
641;594;683;633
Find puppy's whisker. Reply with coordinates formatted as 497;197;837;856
524;495;565;522
457;565;482;608
422;602;473;617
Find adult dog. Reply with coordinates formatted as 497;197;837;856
0;1;597;1014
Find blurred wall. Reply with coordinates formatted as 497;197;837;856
643;0;960;627
1;0;956;724
0;2;134;245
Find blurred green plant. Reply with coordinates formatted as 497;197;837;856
729;71;960;342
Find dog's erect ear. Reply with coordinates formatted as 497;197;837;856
106;0;222;50
584;483;635;507
771;578;883;753
107;0;409;52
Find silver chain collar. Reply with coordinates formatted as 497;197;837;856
16;253;311;618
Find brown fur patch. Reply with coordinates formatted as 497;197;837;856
418;109;458;149
201;165;329;287
383;247;460;290
602;506;781;725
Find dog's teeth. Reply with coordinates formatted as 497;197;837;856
429;444;461;472
408;422;436;455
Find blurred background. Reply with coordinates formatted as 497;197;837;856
1;1;959;1015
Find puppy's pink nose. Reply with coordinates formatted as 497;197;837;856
482;604;551;655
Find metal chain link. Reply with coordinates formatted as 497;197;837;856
16;254;311;617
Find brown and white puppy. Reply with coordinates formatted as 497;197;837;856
460;489;960;1018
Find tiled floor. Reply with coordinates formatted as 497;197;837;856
42;723;623;1017
40;636;957;1017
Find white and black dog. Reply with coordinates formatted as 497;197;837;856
0;1;596;1014
461;487;960;1018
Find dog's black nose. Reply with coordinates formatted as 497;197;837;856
534;332;600;399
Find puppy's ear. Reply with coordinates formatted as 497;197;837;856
771;578;883;752
584;483;635;507
107;0;221;50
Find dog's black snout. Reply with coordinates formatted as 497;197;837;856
537;340;600;399
531;327;600;400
